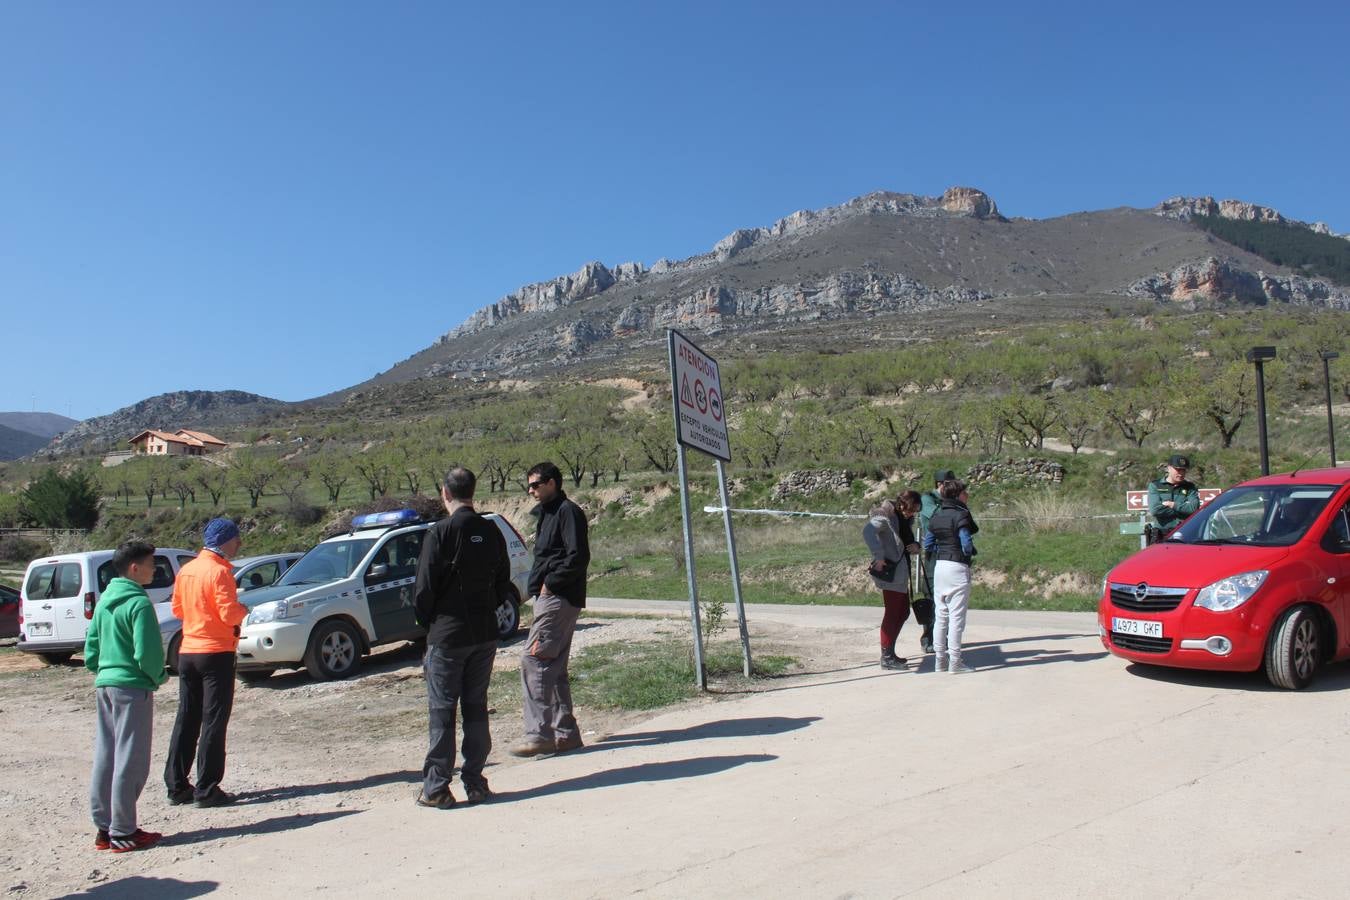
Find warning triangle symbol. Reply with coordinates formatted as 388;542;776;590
680;373;696;408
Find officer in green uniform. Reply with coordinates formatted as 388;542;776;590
915;468;954;653
1147;453;1200;536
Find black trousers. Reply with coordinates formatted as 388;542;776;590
423;639;496;798
165;651;236;799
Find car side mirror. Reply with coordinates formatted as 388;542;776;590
367;563;389;579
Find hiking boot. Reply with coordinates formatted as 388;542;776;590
934;653;948;674
463;781;493;805
415;789;457;810
194;789;237;808
948;652;974;674
880;650;907;670
509;738;555;758
109;829;162;853
554;734;585;753
94;829;111;851
166;785;195;806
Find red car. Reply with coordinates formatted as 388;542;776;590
1099;467;1350;689
0;584;19;639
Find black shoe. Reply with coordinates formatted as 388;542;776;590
880;651;908;670
920;630;935;653
415;790;457;810
167;786;195;806
463;781;493;805
194;789;236;808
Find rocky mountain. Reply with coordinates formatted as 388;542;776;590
0;411;78;440
41;390;289;456
1157;196;1348;240
356;186;1350;390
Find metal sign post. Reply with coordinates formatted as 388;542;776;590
667;328;751;687
674;443;706;690
716;459;752;677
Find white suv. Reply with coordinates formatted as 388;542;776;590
234;509;531;681
18;548;197;664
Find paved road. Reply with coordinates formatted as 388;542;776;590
77;604;1350;899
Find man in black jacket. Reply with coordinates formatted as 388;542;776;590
413;466;510;808
511;461;590;758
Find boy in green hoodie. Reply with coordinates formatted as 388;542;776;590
85;540;168;853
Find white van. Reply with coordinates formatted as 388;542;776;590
234;509;531;681
17;548;198;664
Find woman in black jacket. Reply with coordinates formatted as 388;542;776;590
921;480;978;674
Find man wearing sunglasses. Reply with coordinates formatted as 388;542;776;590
511;462;591;758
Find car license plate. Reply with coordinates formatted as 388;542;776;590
26;622;52;637
1112;617;1162;638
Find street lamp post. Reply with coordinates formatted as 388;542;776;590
1247;346;1277;476
1320;350;1339;466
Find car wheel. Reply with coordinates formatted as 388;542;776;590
166;633;183;675
496;588;521;641
1265;605;1321;690
303;619;363;681
236;669;275;684
37;651;73;665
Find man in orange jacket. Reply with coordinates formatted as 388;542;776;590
164;518;248;808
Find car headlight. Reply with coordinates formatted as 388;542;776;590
1194;570;1268;612
245;601;281;626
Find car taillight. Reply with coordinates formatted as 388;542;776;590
84;591;95;619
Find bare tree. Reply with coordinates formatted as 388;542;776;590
1102;389;1167;448
195;466;229;506
313;455;350;503
233;450;280;509
353;452;394;501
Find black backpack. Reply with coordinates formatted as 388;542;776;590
448;514;506;611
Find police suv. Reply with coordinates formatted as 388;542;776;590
234;509;531;681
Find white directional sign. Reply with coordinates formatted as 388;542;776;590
668;329;731;461
1125;488;1222;511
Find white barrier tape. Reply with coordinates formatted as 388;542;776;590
703;506;1135;522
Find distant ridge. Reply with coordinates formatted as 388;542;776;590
0;423;51;461
0;411;77;440
43;390;288;456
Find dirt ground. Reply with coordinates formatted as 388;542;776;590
0;610;878;899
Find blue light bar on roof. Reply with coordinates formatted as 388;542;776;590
351;509;421;530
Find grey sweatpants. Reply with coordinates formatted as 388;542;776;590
933;560;972;654
90;685;154;837
521;593;582;743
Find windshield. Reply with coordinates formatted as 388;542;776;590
278;539;376;585
1172;485;1337;547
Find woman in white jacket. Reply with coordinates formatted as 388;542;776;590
863;496;920;670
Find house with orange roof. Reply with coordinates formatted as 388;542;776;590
128;428;228;457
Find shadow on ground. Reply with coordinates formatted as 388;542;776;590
235;769;419;805
594;715;820;749
55;876;218;899
495;754;776;801
160;810;360;848
1126;659;1350;693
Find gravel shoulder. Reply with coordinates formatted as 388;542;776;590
0;607;866;898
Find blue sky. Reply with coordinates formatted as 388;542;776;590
2;1;1346;419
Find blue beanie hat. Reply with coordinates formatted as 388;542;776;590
204;517;240;549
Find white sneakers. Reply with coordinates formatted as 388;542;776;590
933;652;974;674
